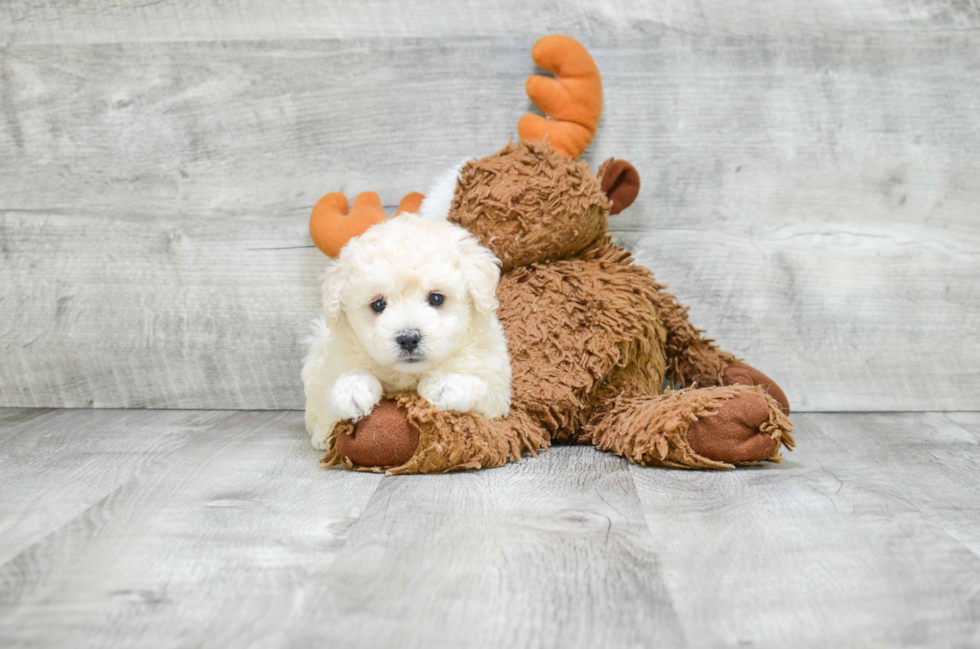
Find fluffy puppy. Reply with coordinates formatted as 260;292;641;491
303;213;511;450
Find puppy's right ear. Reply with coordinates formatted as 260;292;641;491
456;231;501;316
320;259;347;327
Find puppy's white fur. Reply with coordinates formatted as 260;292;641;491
303;213;511;450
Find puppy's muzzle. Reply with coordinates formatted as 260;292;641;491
395;330;423;357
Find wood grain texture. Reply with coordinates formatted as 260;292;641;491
291;447;684;648
2;0;978;44
2;408;980;647
0;408;52;429
812;412;980;555
2;30;979;410
0;410;383;648
946;412;980;437
0;408;229;564
630;412;980;647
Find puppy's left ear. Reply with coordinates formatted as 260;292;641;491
456;232;501;315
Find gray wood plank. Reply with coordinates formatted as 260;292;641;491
2;0;977;44
629;412;980;647
2;409;980;646
0;408;229;564
0;410;383;648
287;446;684;649
810;412;980;554
945;412;980;439
2;35;978;410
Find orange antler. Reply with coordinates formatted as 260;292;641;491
310;191;424;258
517;34;603;159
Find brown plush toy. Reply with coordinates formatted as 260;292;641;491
312;35;794;473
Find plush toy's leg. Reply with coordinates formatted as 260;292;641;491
651;289;791;413
582;384;794;469
643;287;735;387
320;393;550;474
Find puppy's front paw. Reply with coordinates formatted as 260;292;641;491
330;372;383;422
310;426;332;451
418;373;487;413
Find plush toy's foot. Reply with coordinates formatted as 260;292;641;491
328;400;421;470
321;394;549;474
585;384;794;469
687;392;787;464
722;360;790;414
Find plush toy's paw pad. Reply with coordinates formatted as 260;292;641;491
330;373;383;422
687;393;780;464
336;400;420;468
418;373;485;412
722;361;790;414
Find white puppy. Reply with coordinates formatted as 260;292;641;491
302;213;512;451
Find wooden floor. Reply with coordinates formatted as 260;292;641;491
0;408;977;647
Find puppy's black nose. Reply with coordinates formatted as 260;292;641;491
395;330;422;353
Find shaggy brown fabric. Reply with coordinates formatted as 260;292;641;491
449;141;611;272
722;360;791;415
322;395;549;475
657;295;738;388
342;393;545;474
497;240;667;442
586;384;794;469
324;139;793;473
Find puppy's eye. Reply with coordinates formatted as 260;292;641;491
427;293;445;308
370;298;386;314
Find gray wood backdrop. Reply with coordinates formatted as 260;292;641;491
1;1;978;412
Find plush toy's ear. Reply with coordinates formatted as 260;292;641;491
598;158;640;215
456;231;501;315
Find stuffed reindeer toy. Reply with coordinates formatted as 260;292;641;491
306;35;794;473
